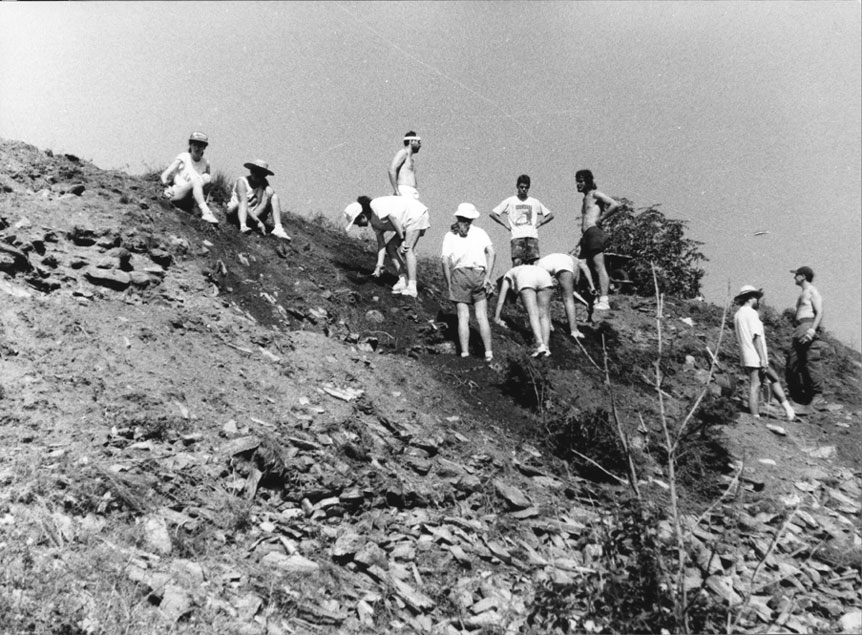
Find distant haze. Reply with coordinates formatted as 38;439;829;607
1;1;859;350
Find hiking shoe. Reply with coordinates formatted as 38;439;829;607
271;226;291;241
531;346;550;358
391;278;408;293
594;300;610;311
201;210;219;224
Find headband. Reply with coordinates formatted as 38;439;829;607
403;135;421;141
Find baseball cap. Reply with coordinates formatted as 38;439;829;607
790;266;814;280
188;131;209;146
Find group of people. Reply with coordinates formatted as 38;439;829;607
161;132;292;241
344;131;621;360
732;265;826;420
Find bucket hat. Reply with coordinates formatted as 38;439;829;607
734;285;764;303
453;203;479;220
244;159;274;176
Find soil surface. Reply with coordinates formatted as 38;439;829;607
1;138;860;634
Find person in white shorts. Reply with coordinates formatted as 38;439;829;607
389;131;421;200
161;131;218;224
226;160;291;240
344;194;430;297
493;264;555;358
536;253;596;339
440;203;496;361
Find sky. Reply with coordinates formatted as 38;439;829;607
2;1;860;350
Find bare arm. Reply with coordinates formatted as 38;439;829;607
161;156;182;185
594;190;621;224
537;211;555;227
389;149;407;195
441;256;453;292
484;244;496;287
248;186;274;221
375;230;388;272
753;333;769;367
494;276;511;324
801;288;824;343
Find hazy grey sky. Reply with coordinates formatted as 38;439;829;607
2;1;860;350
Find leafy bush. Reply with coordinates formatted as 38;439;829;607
546;408;632;482
604;202;707;298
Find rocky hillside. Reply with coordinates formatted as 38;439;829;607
0;138;860;634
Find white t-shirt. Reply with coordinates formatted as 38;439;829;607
441;225;493;270
370;196;430;232
536;253;575;276
503;265;554;292
734;305;766;367
492;196;551;240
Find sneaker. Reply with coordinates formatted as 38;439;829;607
531;346;550;358
201;209;219;224
460;352;469;358
786;409;796;422
810;396;829;411
271;226;291;241
391;278;408;293
239;225;252;234
484;351;494;362
401;284;418;298
594;299;610;311
571;330;585;339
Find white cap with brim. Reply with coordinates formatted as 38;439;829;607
344;202;363;231
734;285;764;303
454;202;479;220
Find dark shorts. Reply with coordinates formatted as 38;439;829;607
579;226;607;259
511;237;540;265
449;268;487;304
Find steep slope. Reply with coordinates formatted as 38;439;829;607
1;138;860;635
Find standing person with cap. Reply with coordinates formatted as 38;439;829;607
787;266;825;408
489;174;554;266
344;195;430;297
226;160;291;240
161;131;219;224
389;131;422;200
733;285;796;421
440;203;496;361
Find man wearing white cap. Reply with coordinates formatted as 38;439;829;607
161;131;219;224
733;285;795;421
440;203;496;362
344;194;430;297
226;160;291;240
389;131;422;200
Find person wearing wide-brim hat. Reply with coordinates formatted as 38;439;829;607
440;203;497;362
732;284;795;421
160;131;219;224
226;160;290;240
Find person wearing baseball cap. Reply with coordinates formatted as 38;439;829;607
787;266;825;409
732;285;796;421
343;194;430;297
440;203;497;362
160;131;219;224
225;160;290;240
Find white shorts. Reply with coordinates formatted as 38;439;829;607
398;184;420;200
505;265;554;293
536;253;575;276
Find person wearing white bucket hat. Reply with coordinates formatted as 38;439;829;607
733;285;795;422
440;203;497;362
226;160;290;240
343;194;430;297
160;131;219;224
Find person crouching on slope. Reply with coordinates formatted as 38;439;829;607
344;194;430;298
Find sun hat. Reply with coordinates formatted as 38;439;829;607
188;131;209;146
454;202;479;220
734;285;764;303
243;159;274;176
789;266;814;280
344;201;364;231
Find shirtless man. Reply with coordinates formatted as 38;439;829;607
161;131;219;224
787;266;826;408
576;169;621;311
389;131;421;200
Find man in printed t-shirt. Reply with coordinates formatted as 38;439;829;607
489;174;554;266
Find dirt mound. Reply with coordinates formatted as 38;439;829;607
1;138;860;634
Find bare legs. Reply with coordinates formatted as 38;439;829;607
456;299;492;358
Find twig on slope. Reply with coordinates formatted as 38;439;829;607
600;334;641;500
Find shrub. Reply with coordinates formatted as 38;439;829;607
604;203;707;298
547;408;631;482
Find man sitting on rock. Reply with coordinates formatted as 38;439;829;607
225;160;291;240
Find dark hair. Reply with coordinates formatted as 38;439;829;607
575;169;596;190
516;174;531;187
357;195;372;210
403;130;417;146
